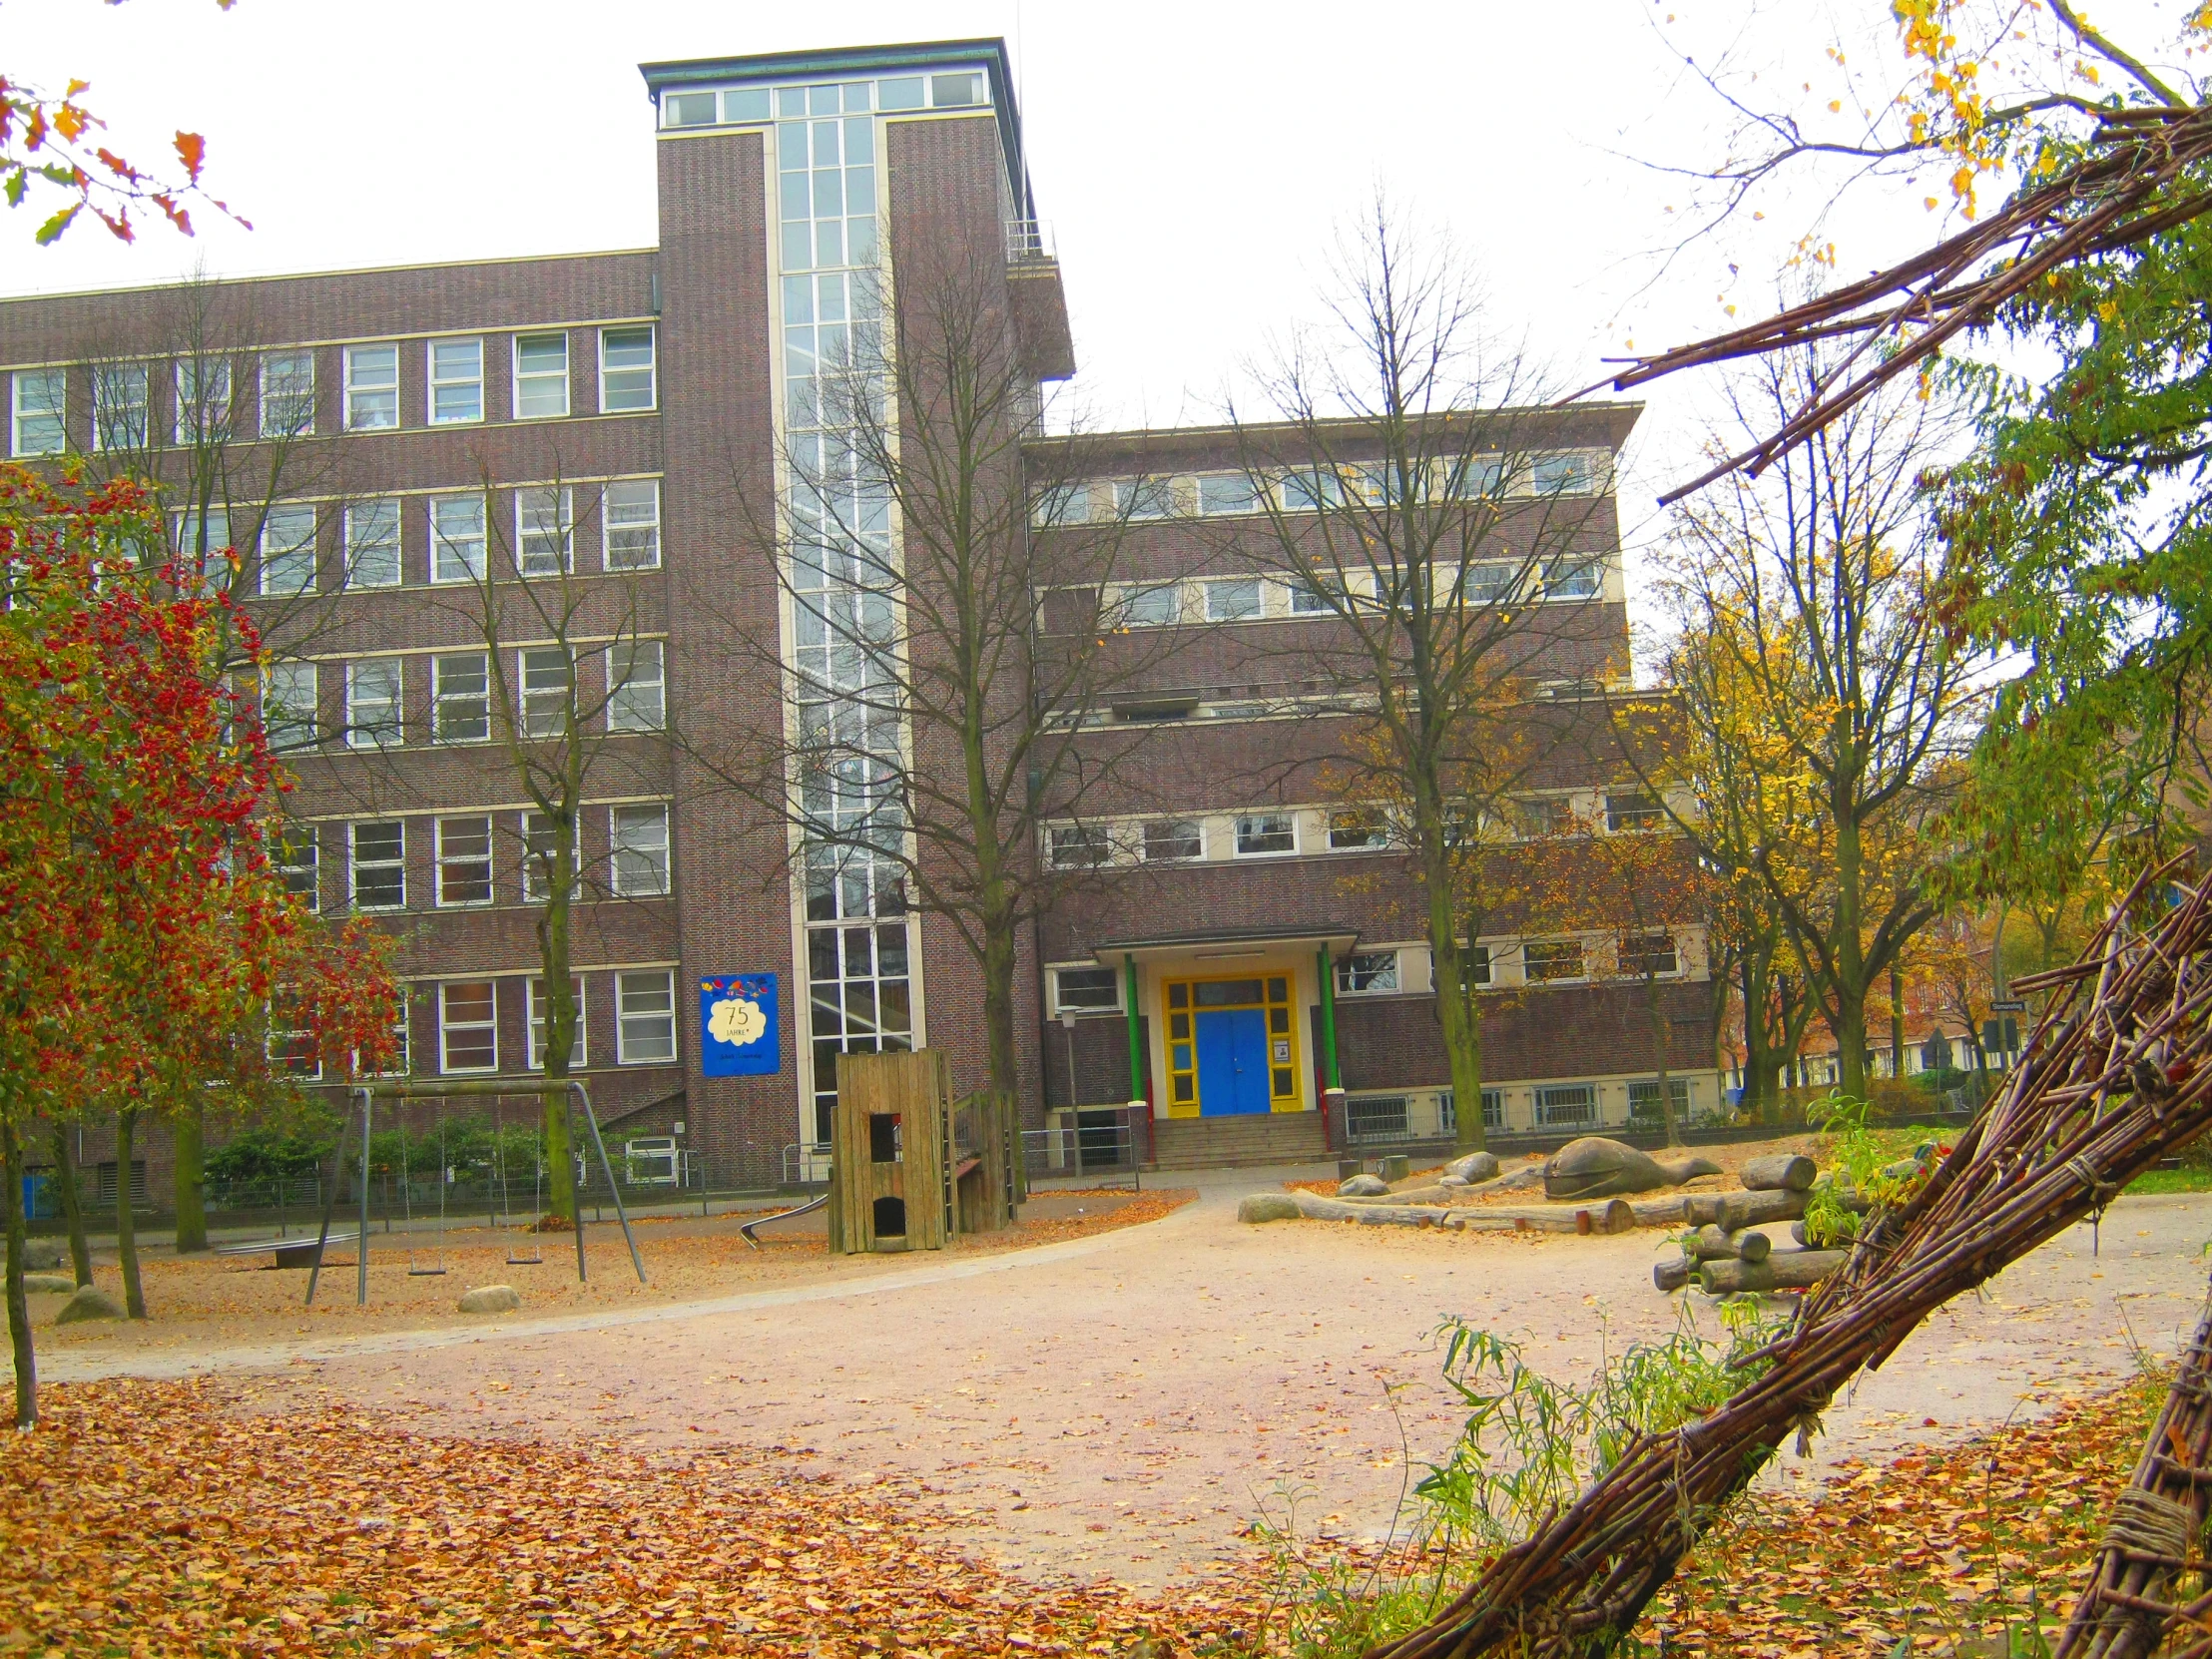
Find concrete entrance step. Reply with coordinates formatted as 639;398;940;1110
1147;1111;1330;1171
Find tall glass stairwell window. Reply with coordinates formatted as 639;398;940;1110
779;93;913;1149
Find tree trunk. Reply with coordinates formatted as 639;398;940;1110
1431;886;1486;1152
172;1096;207;1253
1644;963;1680;1146
1832;805;1872;1100
1889;956;1906;1091
2;1117;36;1428
114;1106;146;1320
981;911;1019;1096
51;1124;90;1288
536;882;578;1229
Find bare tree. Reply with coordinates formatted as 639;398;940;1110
1221;206;1623;1152
704;239;1184;1103
1655;350;1978;1100
68;271;343;1251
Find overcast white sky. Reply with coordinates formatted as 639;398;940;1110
0;0;2021;650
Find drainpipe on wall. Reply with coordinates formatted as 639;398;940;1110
1318;945;1346;1150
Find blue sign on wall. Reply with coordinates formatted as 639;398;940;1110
700;973;779;1076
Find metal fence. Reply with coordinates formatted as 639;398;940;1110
1023;1111;1142;1186
1343;1093;1411;1145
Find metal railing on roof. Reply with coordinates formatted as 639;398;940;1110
1007;219;1055;263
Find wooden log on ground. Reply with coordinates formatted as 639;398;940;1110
1739;1153;1817;1193
1697;1249;1847;1295
1629;1194;1693;1226
1654;1254;1695;1292
1446;1199;1637;1236
1684;1224;1771;1263
1681;1188;1808;1230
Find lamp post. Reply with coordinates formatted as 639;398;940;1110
1059;1006;1080;1173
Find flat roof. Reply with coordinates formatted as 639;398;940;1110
1090;925;1363;967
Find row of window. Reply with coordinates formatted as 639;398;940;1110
278;806;673;913
1086;559;1602;631
266;641;665;753
660;69;989;131
277;971;681;1078
1035;452;1607;527
1045;930;1684;1019
6;326;657;456
208;481;663;599
1043;795;1666;869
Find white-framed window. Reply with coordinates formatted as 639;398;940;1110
1049;824;1113;868
520;810;576;903
430;494;486;583
1440;561;1515;606
519;645;572;738
1523;938;1587;982
11;367;65;456
1142;819;1203;861
344;499;402;589
1463;943;1493;987
615;968;677;1063
174;506;230;567
1234;813;1296;856
438;980;498;1073
527;975;586;1070
1534;1082;1598;1128
1053;964;1121;1015
611;804;671;896
604;479;662;570
259;503;318;597
342;343;399;431
1620;931;1680;977
607;639;665;732
428;337;483;425
600;325;657;412
1443;454;1504;499
1336;950;1400;994
1328;809;1390;850
1197;474;1258;516
93;362;149;451
1106;582;1181;628
276;822;317;910
372;989;411;1077
431;653;489;744
268;987;321;1080
1289;574;1343;616
515;485;573;575
262;660;318;752
1115;477;1174;520
1605;792;1663;831
344;660;403;750
1278;468;1345;511
1543;558;1601;600
349;820;406;909
1532;452;1596;496
1205;578;1263;622
260;349;315;438
172;355;233;445
1518;795;1577;837
1031;483;1091;526
1628;1077;1691;1123
1441;1086;1505;1134
435;814;493;906
513;332;570;419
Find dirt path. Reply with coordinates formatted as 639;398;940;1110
34;1176;2212;1590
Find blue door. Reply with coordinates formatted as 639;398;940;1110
1195;1008;1271;1115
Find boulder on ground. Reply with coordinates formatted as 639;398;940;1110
55;1286;125;1324
456;1284;522;1314
23;1273;75;1295
1445;1151;1501;1184
1337;1174;1390;1198
1238;1194;1303;1224
20;1240;63;1272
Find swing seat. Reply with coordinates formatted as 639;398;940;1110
505;1243;544;1265
406;1260;448;1277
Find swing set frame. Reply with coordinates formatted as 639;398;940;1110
304;1078;647;1307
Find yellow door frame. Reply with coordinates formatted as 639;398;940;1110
1160;969;1303;1118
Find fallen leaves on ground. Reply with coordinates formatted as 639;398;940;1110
1642;1375;2164;1654
0;1376;1266;1658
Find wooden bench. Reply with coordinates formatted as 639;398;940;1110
212;1232;358;1270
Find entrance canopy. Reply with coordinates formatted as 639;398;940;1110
1088;923;1361;968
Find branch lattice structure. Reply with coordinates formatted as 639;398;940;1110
1586;104;2212;504
1370;861;2212;1659
2055;1277;2212;1659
